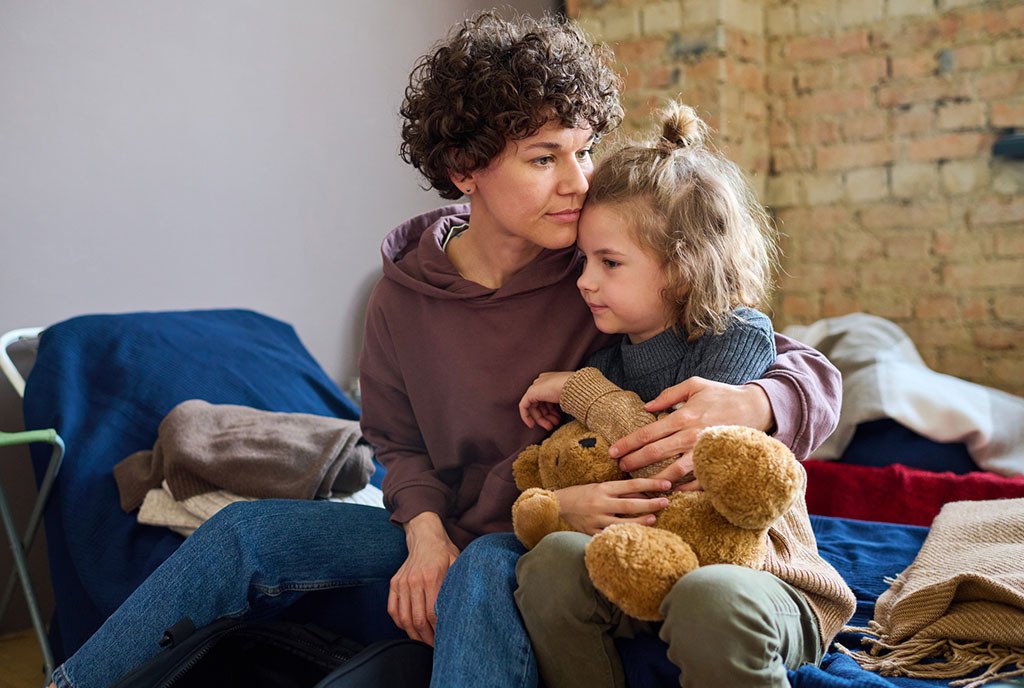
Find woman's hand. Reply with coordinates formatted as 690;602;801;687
555;478;672;534
389;512;460;646
518;371;574;430
609;377;774;485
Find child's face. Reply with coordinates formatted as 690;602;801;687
576;204;672;344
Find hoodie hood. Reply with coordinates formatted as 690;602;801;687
380;204;582;301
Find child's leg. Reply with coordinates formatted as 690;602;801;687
659;564;821;688
515;531;644;688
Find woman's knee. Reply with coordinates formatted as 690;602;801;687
195;501;401;574
447;533;521;584
437;533;524;613
189;500;261;551
456;533;524;569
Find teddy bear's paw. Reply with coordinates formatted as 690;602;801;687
512;488;565;550
693;425;802;530
584;524;698;621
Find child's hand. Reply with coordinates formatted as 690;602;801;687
518;371;574;430
554;478;672;534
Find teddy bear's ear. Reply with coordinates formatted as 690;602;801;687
513;444;544;490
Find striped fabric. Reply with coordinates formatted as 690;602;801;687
843;498;1024;687
763;485;858;650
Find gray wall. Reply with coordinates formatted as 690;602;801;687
0;0;554;634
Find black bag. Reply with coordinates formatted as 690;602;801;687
110;618;433;688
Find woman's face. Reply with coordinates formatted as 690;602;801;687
461;122;595;251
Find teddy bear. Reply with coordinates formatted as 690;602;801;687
511;367;802;621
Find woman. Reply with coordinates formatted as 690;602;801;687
50;12;840;688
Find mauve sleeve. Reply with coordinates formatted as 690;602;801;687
359;288;454;526
751;333;842;460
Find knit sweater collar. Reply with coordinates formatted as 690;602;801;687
618;328;688;379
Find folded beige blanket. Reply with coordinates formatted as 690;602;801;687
841;498;1024;687
137;483;252;537
114;400;374;519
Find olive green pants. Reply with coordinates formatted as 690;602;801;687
515;531;822;688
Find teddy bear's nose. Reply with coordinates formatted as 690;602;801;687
578;437;597;448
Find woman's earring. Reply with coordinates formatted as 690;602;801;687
465;188;472;194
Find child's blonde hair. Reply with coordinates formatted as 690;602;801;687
587;101;778;339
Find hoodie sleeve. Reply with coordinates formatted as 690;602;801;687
359;290;454;527
751;332;842;460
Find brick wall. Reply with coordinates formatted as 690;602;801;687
569;0;1024;397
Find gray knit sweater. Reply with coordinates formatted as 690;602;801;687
584;307;776;402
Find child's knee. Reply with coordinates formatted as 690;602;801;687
516;532;591;609
517;532;589;579
661;564;755;631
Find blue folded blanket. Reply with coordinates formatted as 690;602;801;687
24;309;359;661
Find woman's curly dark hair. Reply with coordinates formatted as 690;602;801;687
400;11;624;200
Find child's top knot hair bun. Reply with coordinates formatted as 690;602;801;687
657;101;707;153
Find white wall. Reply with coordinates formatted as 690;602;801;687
0;0;554;633
1;0;555;386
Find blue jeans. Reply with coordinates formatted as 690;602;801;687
434;533;537;688
52;501;537;688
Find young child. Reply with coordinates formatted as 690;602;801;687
516;100;778;469
514;102;855;688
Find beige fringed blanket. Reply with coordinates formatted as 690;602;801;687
840;498;1024;687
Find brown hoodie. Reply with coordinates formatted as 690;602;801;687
359;205;843;549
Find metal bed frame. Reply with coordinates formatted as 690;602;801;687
0;327;63;675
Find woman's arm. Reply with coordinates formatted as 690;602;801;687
749;331;842;459
360;330;455;527
359;293;461;644
610;332;841;477
388;512;460;646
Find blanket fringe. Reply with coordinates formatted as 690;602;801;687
882;573;904;587
839;636;1024;688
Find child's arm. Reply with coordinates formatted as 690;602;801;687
518;371;574;430
520;369;673;531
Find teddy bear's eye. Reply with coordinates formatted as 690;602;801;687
578;437;597;448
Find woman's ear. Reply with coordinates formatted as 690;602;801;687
449;171;475;196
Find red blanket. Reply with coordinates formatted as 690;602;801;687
803;459;1024;527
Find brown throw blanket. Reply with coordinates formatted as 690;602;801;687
840;498;1024;687
114;399;374;515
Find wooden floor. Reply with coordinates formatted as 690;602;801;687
0;630;45;688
